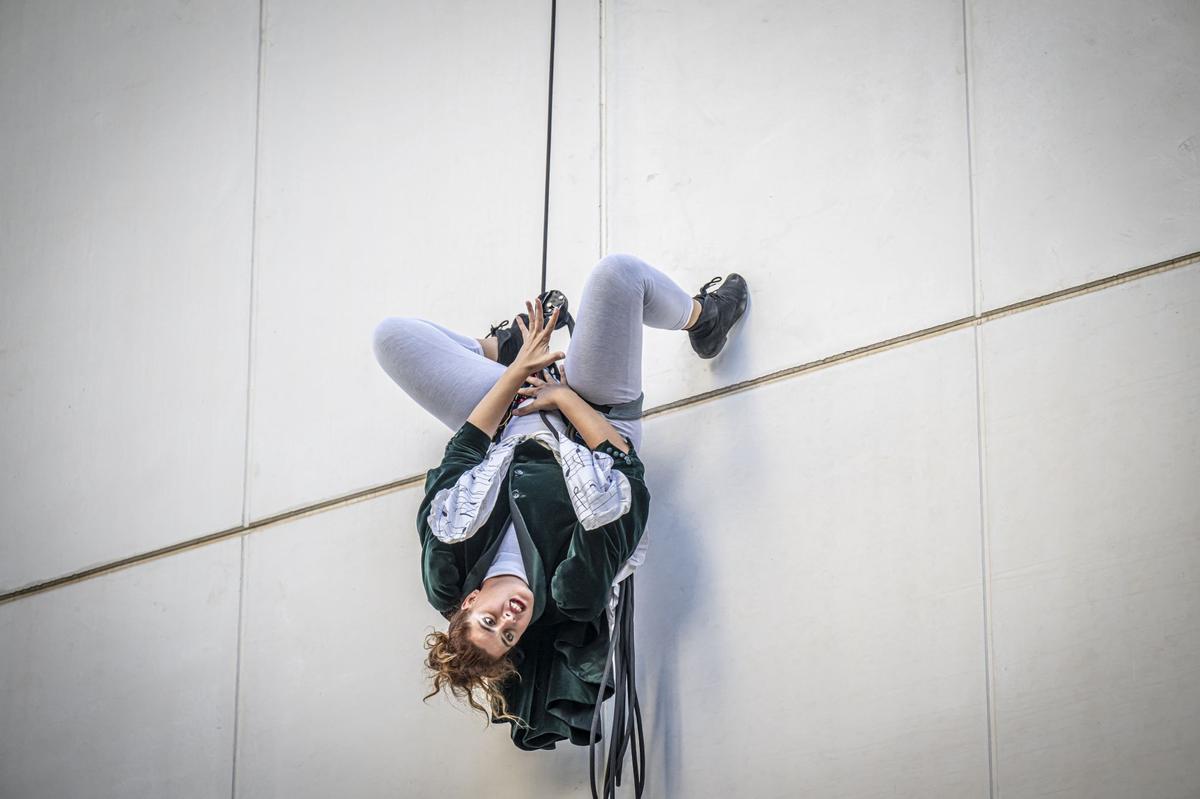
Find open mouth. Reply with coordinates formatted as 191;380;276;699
509;597;527;614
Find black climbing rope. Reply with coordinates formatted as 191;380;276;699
539;0;557;296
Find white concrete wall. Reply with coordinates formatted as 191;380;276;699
2;1;1197;797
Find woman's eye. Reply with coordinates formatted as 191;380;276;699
505;632;514;643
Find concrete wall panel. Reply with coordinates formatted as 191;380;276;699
250;1;557;521
547;0;974;408
630;327;989;797
0;1;259;591
983;264;1200;797
970;0;1200;309
545;0;604;274
0;540;241;798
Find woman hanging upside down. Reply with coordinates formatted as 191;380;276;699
371;252;748;749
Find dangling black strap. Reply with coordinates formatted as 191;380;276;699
533;394;647;794
588;575;646;798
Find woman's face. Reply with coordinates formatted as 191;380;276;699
460;574;535;659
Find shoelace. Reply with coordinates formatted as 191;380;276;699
487;319;511;338
696;275;723;298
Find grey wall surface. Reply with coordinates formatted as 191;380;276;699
2;1;1197;797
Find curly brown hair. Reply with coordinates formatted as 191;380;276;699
422;602;528;728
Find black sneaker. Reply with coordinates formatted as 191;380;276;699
687;273;749;359
485;289;575;367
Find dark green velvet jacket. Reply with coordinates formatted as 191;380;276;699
415;415;651;750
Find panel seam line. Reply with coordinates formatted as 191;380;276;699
959;0;998;794
231;0;266;794
230;535;247;799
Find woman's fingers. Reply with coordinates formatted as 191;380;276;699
523;299;539;338
513;298;564;370
513;394;547;415
531;300;549;341
534;297;546;335
543;306;560;340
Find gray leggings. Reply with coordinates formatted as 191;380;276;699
371;252;696;451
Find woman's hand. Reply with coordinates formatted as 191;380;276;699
464;296;565;439
510;296;566;378
512;365;575;416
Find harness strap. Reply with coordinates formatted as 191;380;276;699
582;391;643;420
561;391;644;447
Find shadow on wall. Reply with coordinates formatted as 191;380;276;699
635;375;762;794
636;467;708;799
633;304;757;794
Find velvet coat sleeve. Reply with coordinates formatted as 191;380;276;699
415;419;494;615
549;434;651;623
